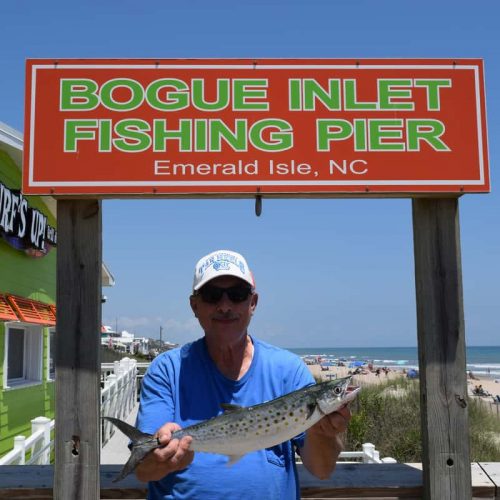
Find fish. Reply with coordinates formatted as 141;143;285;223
103;376;360;482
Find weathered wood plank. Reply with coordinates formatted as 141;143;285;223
55;200;102;500
299;463;423;498
472;463;500;498
0;463;492;500
479;463;500;499
0;463;496;499
412;198;471;499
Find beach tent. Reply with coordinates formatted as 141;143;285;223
407;369;419;379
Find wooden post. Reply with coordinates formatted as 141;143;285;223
412;198;471;499
55;199;102;500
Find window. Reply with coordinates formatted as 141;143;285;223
48;328;55;380
8;328;25;379
4;324;43;388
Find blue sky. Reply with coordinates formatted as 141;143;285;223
1;1;499;347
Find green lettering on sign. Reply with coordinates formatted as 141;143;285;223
60;79;99;110
100;78;144;111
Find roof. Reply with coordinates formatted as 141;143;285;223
0;294;56;325
102;262;116;287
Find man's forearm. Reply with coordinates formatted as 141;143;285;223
300;429;344;480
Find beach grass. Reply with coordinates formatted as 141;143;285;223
468;397;500;460
344;378;500;462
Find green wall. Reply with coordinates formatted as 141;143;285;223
0;147;56;456
0;356;55;456
0;149;56;302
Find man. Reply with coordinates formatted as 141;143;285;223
136;249;351;499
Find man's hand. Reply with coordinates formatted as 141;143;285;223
308;404;351;438
135;423;194;482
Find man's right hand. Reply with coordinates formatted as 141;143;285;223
135;423;194;482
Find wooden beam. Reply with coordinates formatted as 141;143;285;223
0;463;498;498
412;198;471;499
55;200;102;500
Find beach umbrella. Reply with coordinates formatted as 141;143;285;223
350;360;365;368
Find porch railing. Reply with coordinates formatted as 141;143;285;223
0;357;138;465
101;358;138;445
0;417;54;466
0;462;498;498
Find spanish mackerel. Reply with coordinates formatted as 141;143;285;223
103;376;360;482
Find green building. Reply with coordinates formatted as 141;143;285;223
0;121;58;456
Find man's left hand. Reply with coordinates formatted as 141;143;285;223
308;405;352;438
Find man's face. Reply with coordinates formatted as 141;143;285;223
190;275;258;341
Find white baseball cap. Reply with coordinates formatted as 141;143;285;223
192;250;255;291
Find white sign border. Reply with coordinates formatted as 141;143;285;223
27;62;488;189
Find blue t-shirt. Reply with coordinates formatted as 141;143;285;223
137;336;314;500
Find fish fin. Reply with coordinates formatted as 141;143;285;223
102;416;154;445
306;402;317;419
220;403;243;413
226;454;244;466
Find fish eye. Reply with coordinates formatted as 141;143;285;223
333;386;343;395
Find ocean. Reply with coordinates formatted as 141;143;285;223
287;346;500;379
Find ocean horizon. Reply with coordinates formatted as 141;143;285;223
286;345;500;379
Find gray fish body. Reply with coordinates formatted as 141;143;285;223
104;376;360;482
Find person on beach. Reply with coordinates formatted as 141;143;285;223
135;249;352;499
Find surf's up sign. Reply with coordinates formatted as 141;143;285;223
23;59;489;196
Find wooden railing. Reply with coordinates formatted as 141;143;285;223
0;463;498;498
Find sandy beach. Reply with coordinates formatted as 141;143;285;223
306;362;500;411
308;363;412;389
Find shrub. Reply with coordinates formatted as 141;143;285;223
344;378;500;462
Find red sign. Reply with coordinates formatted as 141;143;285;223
23;58;489;196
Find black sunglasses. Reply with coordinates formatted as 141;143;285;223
195;284;253;304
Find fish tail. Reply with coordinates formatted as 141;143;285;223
111;452;141;483
102;416;151;445
102;416;156;482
